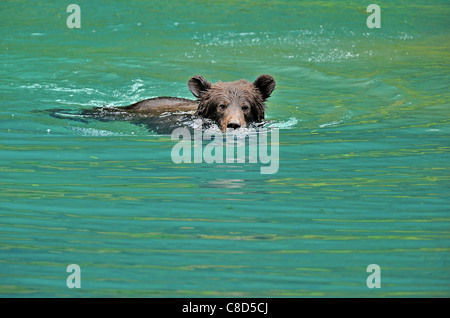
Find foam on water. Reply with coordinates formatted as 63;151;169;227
67;126;121;136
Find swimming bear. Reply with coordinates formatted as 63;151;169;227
69;75;276;134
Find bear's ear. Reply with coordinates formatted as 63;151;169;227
188;75;212;99
253;74;276;101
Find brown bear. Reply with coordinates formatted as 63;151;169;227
60;75;276;134
188;74;276;131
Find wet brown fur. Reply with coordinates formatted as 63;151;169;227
189;75;276;131
86;75;276;133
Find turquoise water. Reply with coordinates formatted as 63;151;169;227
1;0;449;297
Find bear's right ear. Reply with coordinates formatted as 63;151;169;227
188;75;212;99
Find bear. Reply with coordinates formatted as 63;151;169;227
56;75;276;134
188;74;276;131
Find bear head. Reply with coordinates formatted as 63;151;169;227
188;75;276;132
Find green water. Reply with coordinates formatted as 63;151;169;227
1;0;449;297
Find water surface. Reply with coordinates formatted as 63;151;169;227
0;0;449;297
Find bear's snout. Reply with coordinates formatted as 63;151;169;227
222;117;246;131
227;120;241;129
222;107;246;131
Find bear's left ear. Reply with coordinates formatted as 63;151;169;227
188;75;212;99
253;74;276;101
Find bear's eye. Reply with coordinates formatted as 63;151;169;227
242;105;249;111
219;104;227;110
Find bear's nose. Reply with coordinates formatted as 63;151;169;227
227;121;241;129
